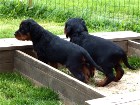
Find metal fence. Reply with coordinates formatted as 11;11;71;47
27;0;140;32
1;0;140;32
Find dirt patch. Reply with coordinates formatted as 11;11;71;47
89;70;140;96
59;66;140;96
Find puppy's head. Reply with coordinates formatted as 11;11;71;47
14;19;36;41
64;18;88;38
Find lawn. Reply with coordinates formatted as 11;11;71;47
0;72;62;105
0;18;64;38
0;0;140;36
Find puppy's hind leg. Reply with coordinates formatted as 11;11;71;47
68;66;86;82
114;64;124;82
66;61;86;82
96;67;115;87
49;62;59;69
82;64;92;83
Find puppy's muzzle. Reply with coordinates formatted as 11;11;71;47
14;30;21;36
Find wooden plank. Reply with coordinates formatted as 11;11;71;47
91;31;140;41
114;41;128;53
128;40;140;56
20;48;37;58
128;40;140;50
132;39;140;43
0;50;14;72
128;47;140;57
0;38;32;51
0;63;13;72
0;38;32;47
14;50;104;105
0;31;140;50
0;50;14;63
59;31;140;41
86;91;140;105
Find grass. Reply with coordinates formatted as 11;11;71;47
0;18;64;38
127;56;140;69
0;0;140;33
0;72;62;105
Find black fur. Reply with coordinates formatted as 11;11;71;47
65;18;135;86
14;19;103;83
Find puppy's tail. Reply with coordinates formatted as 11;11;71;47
122;54;136;70
82;50;103;72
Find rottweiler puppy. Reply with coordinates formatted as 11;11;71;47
14;19;103;83
64;18;135;86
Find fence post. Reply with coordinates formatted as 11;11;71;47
28;0;32;7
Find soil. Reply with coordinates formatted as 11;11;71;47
59;66;140;97
89;70;140;96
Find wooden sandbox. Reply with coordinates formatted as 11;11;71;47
0;31;140;105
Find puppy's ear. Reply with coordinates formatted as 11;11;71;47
65;25;71;38
81;19;88;32
27;20;35;32
83;24;88;32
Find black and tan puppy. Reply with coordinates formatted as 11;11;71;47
64;18;135;86
14;19;103;83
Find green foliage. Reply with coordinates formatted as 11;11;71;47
0;0;74;22
127;56;140;69
0;0;140;32
0;72;61;105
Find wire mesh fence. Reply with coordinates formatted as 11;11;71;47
30;0;140;32
0;0;140;32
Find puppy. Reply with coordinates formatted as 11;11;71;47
64;18;135;86
14;19;103;83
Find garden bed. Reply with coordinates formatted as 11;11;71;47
0;31;140;105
